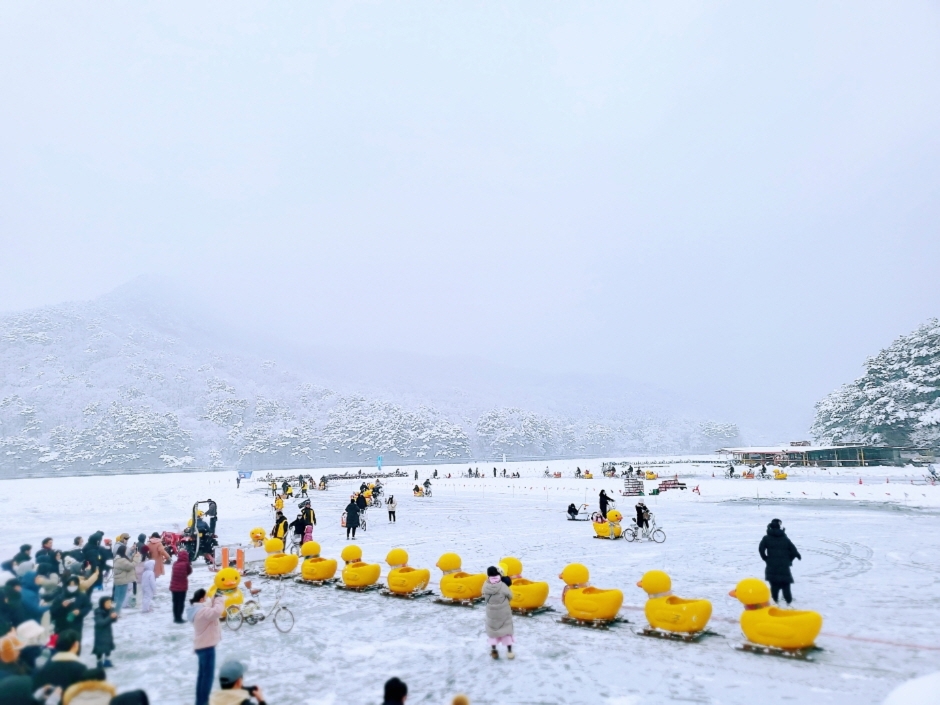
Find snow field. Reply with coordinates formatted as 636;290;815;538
1;460;938;704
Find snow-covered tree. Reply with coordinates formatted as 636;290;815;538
812;319;940;447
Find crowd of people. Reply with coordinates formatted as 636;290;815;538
0;516;274;705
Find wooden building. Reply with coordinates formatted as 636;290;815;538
717;444;927;467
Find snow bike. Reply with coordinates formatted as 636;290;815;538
566;503;591;521
625;514;665;543
926;465;939;485
225;581;294;633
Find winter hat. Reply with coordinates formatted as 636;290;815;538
19;545;31;553
769;518;782;529
137;534;146;543
15;561;34;577
0;633;22;663
218;660;246;687
486;566;501;577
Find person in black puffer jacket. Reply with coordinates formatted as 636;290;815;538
758;518;802;605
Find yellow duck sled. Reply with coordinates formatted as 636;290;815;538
592;509;624;539
434;553;486;606
636;570;712;641
297;542;338;585
383;548;432;598
500;556;550;615
338;545;382;591
558;563;623;628
729;578;823;659
263;538;299;578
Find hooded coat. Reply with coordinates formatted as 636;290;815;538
49;586;91;635
482;578;514;638
758;524;801;584
169;551;191;593
82;533;104;573
344;502;360;529
140;560;156;600
92;606;116;656
111;555;136;587
145;538;171;578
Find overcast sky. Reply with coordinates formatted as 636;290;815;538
1;2;938;438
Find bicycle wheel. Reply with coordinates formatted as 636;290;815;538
289;542;301;556
651;529;666;543
625;528;637;542
225;606;243;631
274;606;295;633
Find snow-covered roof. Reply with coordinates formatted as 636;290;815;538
717;445;859;454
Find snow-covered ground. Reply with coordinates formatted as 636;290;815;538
2;459;938;705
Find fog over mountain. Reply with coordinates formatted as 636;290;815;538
0;278;743;475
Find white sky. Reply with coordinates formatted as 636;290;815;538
1;2;938;436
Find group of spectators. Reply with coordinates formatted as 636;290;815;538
0;535;151;705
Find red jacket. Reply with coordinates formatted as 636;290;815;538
169;552;192;592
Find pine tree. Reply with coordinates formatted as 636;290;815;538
812;319;940;447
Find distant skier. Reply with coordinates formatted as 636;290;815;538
758;519;802;606
415;469;419;481
236;476;241;489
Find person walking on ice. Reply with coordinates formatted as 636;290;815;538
387;495;397;522
483;566;515;660
345;495;361;540
758;518;802;606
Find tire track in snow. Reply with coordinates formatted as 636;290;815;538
804;540;873;578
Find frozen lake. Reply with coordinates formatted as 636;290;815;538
1;460;938;704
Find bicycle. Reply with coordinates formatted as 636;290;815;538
225;581;294;633
625;513;666;543
286;533;303;556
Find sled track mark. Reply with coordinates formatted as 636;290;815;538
805;540;873;579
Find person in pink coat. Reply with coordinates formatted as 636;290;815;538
146;533;171;578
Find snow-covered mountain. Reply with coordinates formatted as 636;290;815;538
812;318;940;447
0;280;741;475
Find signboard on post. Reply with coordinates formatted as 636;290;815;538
237;470;253;479
377;456;383;470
